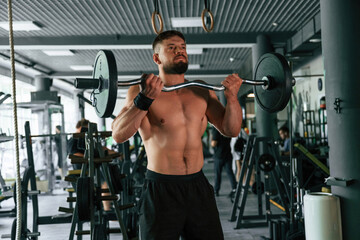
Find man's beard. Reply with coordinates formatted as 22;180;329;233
163;61;188;74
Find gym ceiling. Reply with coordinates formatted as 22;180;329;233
0;0;320;96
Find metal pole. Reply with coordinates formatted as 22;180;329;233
320;1;360;239
289;89;294;230
253;34;277;154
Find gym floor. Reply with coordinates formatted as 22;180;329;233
0;159;269;240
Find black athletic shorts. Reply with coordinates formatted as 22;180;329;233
138;169;224;240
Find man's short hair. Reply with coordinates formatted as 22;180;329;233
279;126;289;134
152;30;186;53
76;118;89;129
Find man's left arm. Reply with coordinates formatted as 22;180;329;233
206;74;243;137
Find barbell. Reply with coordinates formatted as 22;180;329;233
74;50;295;118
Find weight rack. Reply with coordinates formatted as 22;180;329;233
229;135;290;229
68;122;132;240
2;121;73;240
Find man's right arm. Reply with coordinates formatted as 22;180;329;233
111;86;148;143
111;73;163;143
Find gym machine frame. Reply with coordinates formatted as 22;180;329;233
2;121;73;240
112;140;147;238
0;135;16;218
76;92;146;238
229;135;291;229
0;102;67;192
68;122;134;240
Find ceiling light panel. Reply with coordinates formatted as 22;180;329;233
188;64;201;70
171;17;203;28
42;50;75;56
186;48;203;55
0;21;42;31
70;65;93;71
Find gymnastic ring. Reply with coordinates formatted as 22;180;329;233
201;8;214;32
151;11;163;34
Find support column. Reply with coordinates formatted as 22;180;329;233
33;76;53;133
74;90;85;121
97;117;106;131
34;76;52;91
320;1;360;239
253;35;278;152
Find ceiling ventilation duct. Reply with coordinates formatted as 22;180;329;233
31;76;60;103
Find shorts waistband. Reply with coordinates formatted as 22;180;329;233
145;169;204;182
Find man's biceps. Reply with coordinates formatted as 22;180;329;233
207;103;224;121
208;96;225;110
205;110;216;125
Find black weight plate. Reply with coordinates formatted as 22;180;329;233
92;223;108;240
11;219;16;240
108;163;124;193
13;182;16;205
254;53;292;113
92;50;118;118
258;153;276;172
11;219;31;240
251;181;265;195
76;177;91;221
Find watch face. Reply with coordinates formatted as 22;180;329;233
318;78;323;91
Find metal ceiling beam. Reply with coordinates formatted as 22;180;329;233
0;65;33;84
0;32;294;50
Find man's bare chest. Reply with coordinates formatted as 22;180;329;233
147;90;208;127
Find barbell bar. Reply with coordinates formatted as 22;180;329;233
75;76;270;92
74;50;296;118
293;74;324;78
